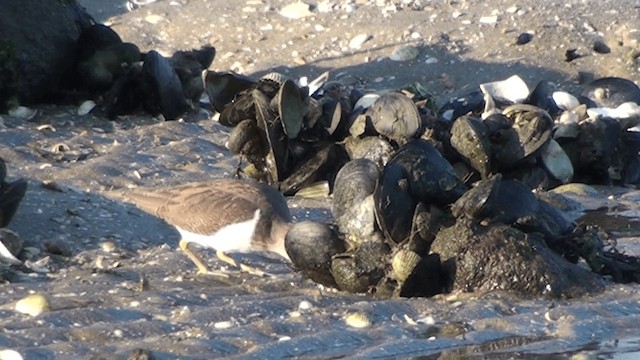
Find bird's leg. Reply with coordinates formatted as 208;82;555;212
216;250;271;277
179;239;228;277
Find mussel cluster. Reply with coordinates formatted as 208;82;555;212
72;24;215;120
278;74;640;298
0;157;27;228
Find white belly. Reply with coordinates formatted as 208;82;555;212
177;209;260;253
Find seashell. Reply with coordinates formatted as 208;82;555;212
391;249;421;283
349;33;371;49
279;1;314;19
15;293;50;317
386;140;466;206
366;92;423;145
479;75;529;104
294;181;330;198
439;90;485;122
343;136;394;168
0;229;23;265
541;139;574;184
587;102;640;130
254;88;288;185
141;50;188;120
450;115;492;178
261;72;288;85
0;349;23;360
503;104;553;159
331;254;371;293
226;119;266;157
390;45;419;61
552;91;580;111
77;100;97;116
203;71;255;113
373;162;416;243
280;143;348;196
8;106;37;120
305;70;330;97
353;93;380;112
276;79;304;139
285;221;345;288
344;312;372;328
332;159;380;222
579;77;640;108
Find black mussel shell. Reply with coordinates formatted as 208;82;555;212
204;71;255;114
399;253;448;298
141;50;188;120
450;115;492;178
343;136;394;168
285;221;345;288
439;90;485;122
0;158;6;183
484;113;524;168
452;175;540;226
374;162;417;244
255;88;288;185
332;159;380;221
0;178;27;227
388;139;467;206
276;79;304;139
76;24;123;63
503;104;553;159
579;77;640;108
226;119;268;160
102;64;144;119
219;90;256;127
279;143;348;196
331;254;371;293
170;46;216;102
77;42;141;92
366;92;423;145
524;80;550;110
451;173;501;220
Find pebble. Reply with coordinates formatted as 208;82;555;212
8;106;37;120
77;100;96;116
279;2;314;19
15;293;51;317
479;15;498;24
0;349;23;360
349;33;371;49
389;45;419;61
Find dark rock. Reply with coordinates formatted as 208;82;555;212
431;219;605;298
0;0;94;111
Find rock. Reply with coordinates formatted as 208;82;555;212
0;0;93;111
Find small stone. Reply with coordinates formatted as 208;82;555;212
516;32;533;45
479;15;498;24
15;293;51;317
77;100;96;116
349;33;371;49
144;14;165;24
0;349;23;360
593;40;611;54
279;2;314;19
390;45;419;61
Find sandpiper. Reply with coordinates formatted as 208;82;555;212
116;179;292;276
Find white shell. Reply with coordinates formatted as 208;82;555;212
587;102;640;129
279;2;313;19
479;75;529;104
353;93;380;112
0;239;21;265
8;106;37;119
77;100;97;116
344;312;372;328
552;91;580;111
349;34;371;49
541;139;574;183
0;349;24;360
15;294;50;317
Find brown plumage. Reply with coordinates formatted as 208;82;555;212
114;179;292;274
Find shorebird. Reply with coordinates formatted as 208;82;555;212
115;179;292;276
